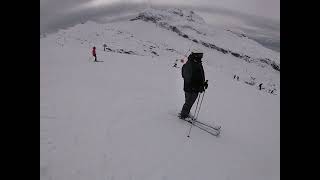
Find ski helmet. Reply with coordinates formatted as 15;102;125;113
191;48;203;54
189;48;203;61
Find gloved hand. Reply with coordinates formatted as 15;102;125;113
203;80;208;90
199;86;205;93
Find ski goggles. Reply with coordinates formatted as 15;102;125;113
192;53;203;59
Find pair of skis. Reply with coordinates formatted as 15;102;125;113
179;89;221;137
181;117;221;137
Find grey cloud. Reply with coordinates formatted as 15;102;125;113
41;2;279;34
41;2;149;34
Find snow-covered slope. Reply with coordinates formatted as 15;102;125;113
46;8;279;93
41;8;279;180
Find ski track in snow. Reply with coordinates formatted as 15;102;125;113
41;11;279;180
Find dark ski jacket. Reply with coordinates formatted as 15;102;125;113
181;56;206;93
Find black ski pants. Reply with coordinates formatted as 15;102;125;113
180;92;199;117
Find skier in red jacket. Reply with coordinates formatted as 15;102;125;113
92;46;97;62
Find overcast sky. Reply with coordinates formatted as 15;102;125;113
41;0;279;32
41;0;279;20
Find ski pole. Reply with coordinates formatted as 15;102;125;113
187;121;193;138
192;93;201;120
195;80;208;119
180;39;194;63
195;91;205;120
187;93;200;138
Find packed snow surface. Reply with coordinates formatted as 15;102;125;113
41;8;279;180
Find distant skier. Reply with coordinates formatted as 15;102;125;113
103;44;107;51
92;46;97;62
179;49;208;119
259;83;263;90
173;59;178;68
233;75;236;79
237;76;239;81
271;88;276;94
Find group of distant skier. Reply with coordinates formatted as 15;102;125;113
91;44;108;62
232;74;276;94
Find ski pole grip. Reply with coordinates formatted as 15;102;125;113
203;80;208;91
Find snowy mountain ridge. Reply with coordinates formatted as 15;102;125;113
130;8;206;25
130;8;280;71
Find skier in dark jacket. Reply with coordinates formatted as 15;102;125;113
179;49;208;119
103;44;107;51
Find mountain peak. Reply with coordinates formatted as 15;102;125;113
130;8;205;24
